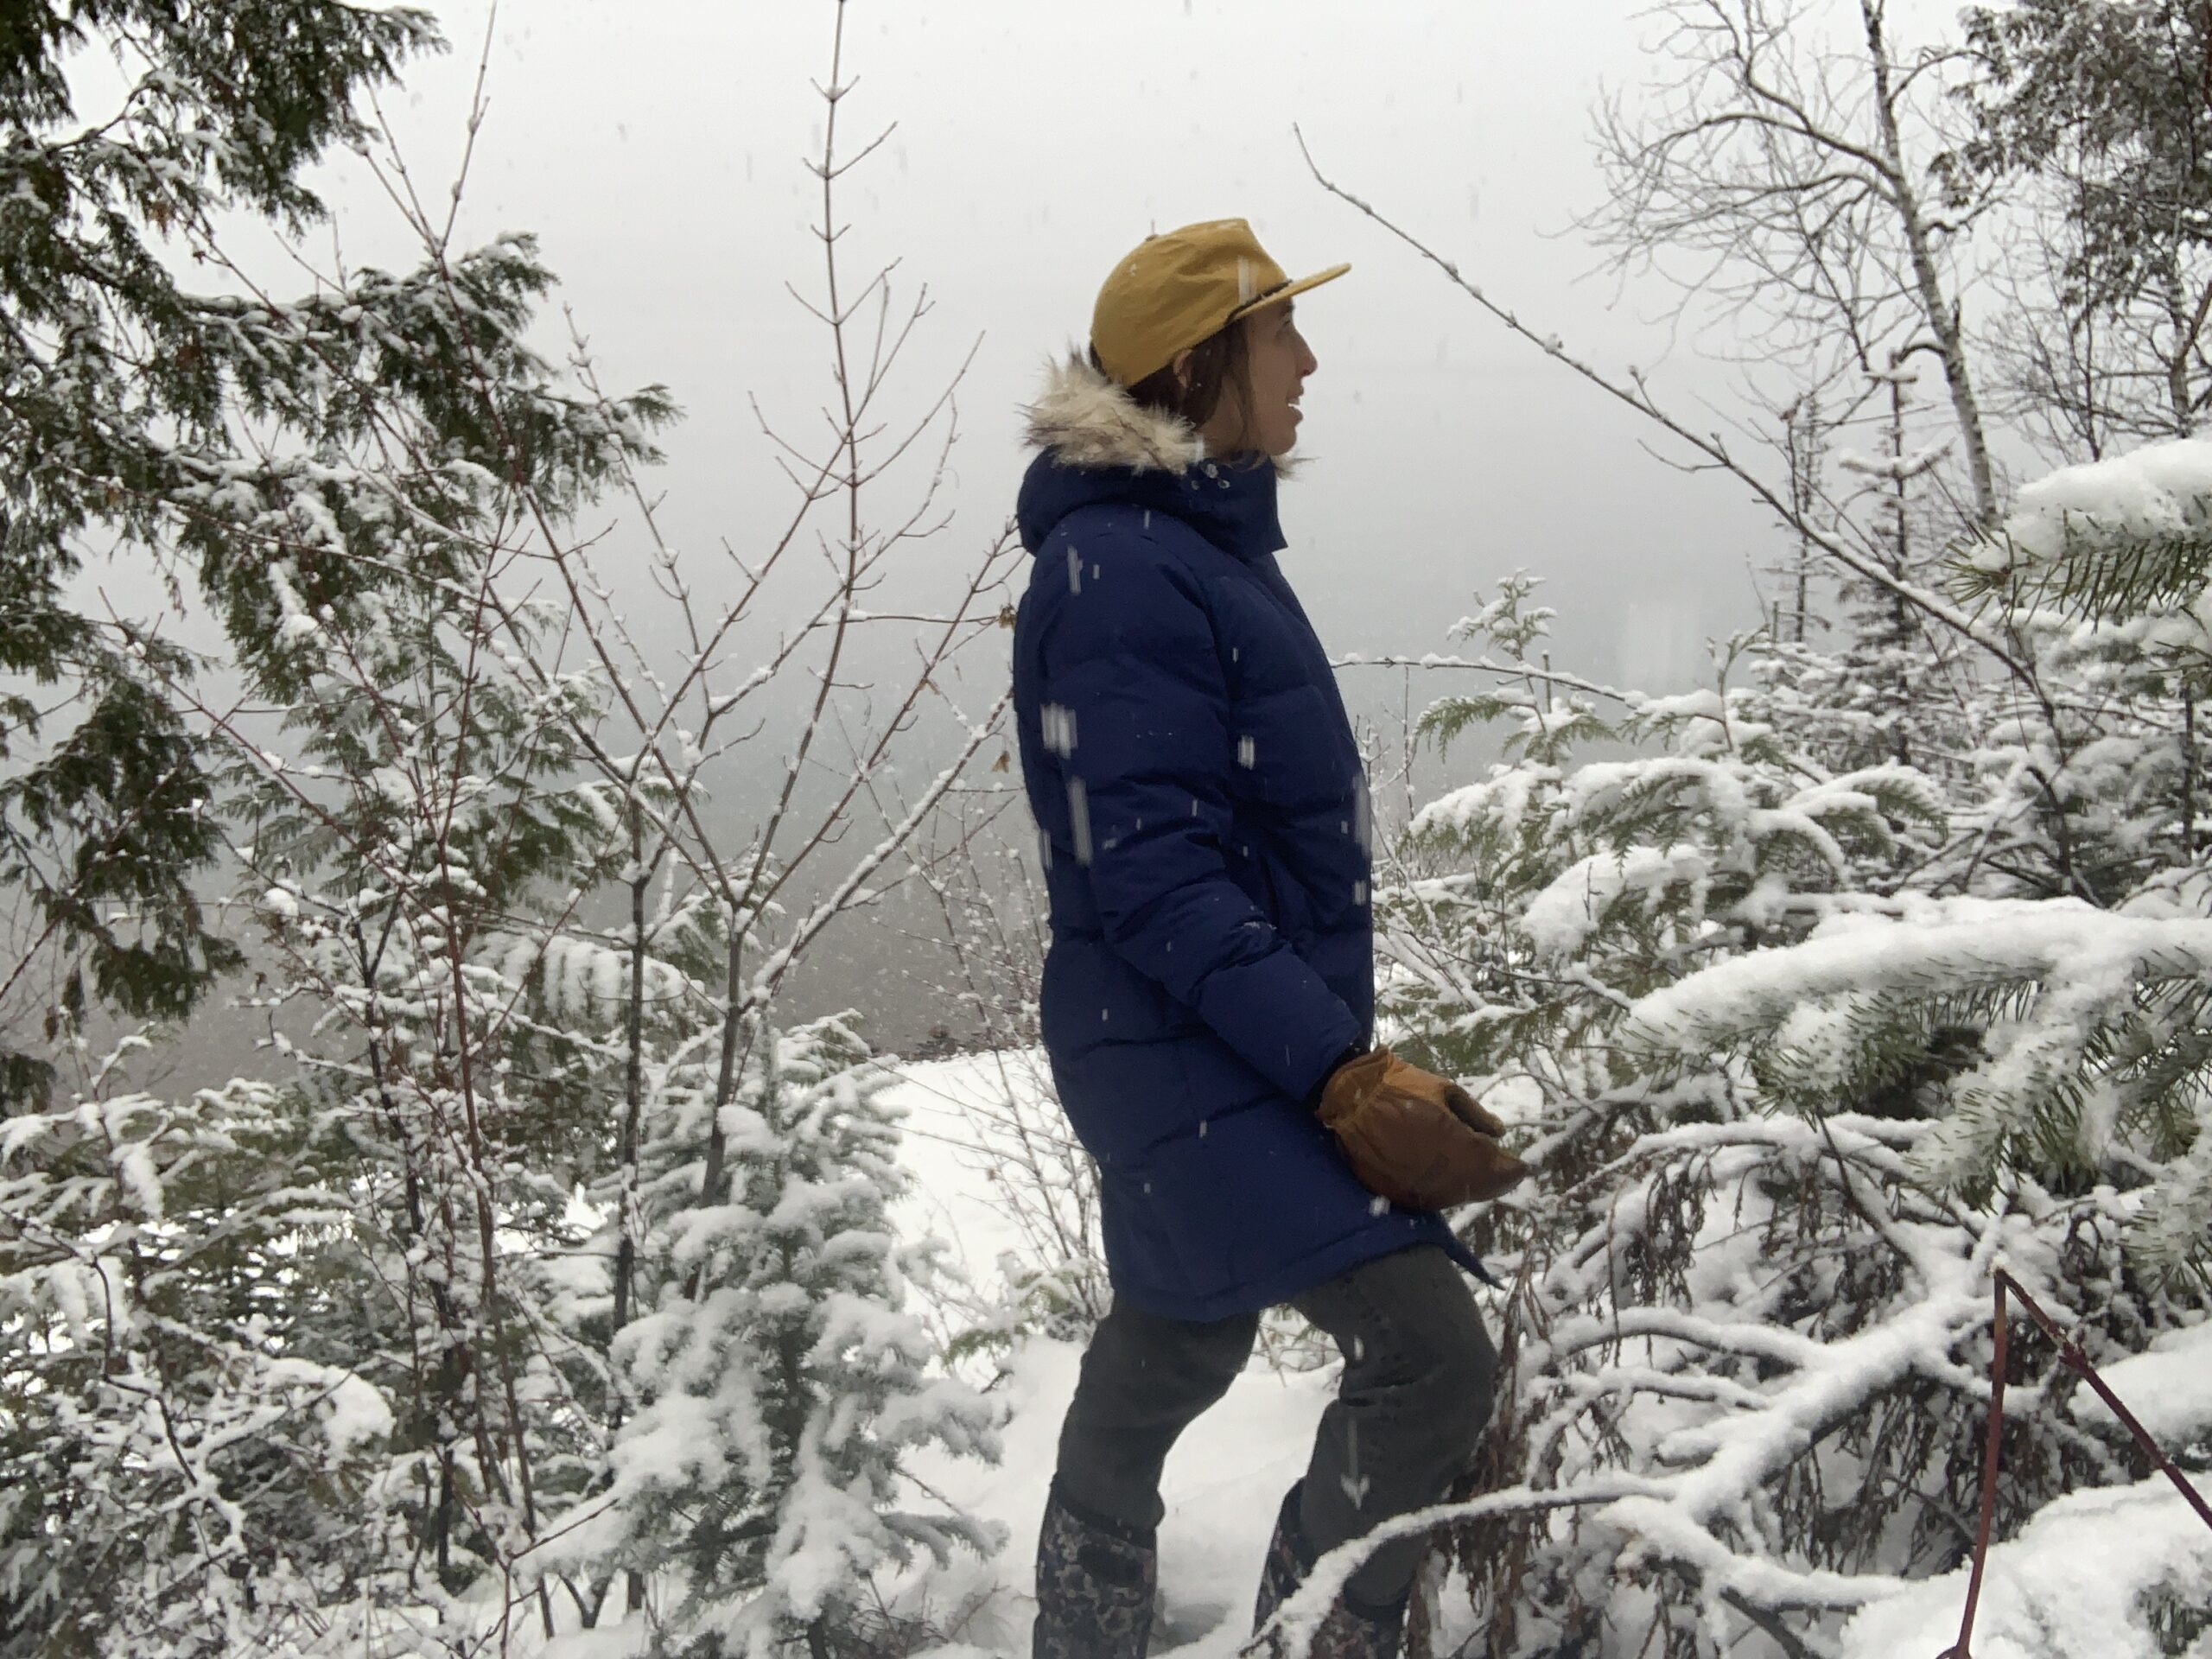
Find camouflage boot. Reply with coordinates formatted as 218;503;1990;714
1032;1478;1157;1659
1252;1483;1408;1659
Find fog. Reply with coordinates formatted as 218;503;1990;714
162;2;1808;1049
302;1;1779;702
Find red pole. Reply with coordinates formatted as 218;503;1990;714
1938;1271;2212;1659
1938;1278;2010;1659
1996;1270;2212;1535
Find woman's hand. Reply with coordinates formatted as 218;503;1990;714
1315;1047;1529;1211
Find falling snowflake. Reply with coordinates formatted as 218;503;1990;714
1040;702;1077;756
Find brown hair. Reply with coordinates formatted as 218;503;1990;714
1090;317;1253;436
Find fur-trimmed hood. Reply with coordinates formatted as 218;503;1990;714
1015;354;1289;562
1020;353;1205;474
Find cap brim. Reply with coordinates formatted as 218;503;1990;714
1227;262;1351;324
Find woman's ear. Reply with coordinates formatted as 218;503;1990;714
1171;348;1194;391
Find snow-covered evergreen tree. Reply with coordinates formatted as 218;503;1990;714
0;4;675;1649
1376;542;2209;1656
0;1067;387;1657
574;1014;1000;1658
1754;362;1982;787
1381;570;1947;1098
236;569;635;1643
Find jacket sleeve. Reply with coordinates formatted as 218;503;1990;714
1036;533;1363;1103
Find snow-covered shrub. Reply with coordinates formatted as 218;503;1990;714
1937;442;2212;912
0;1071;390;1656
1630;441;2212;1287
1381;571;1946;1103
1376;550;2210;1656
573;1014;1001;1658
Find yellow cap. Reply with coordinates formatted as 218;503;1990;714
1090;218;1350;388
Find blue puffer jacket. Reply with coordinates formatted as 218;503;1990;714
1011;356;1465;1321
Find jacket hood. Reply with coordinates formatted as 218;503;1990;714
1021;352;1207;474
1015;353;1285;560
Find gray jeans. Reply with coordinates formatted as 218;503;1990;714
1052;1244;1497;1608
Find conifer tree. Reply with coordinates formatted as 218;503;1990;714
1958;0;2212;450
579;1014;999;1659
0;2;696;1648
1380;570;1947;1097
0;1070;384;1656
1755;362;1982;785
0;2;452;1104
1373;565;2205;1656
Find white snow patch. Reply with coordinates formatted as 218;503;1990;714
1998;435;2212;569
1837;1478;2212;1659
1523;845;1707;960
2068;1319;2212;1450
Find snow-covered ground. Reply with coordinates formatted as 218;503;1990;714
550;1048;2210;1657
882;1335;1338;1656
883;1053;2212;1659
880;1052;1342;1656
1835;1476;2212;1659
880;1052;1050;1307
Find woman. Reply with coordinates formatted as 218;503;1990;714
1011;219;1526;1659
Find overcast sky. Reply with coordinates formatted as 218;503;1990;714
290;0;1792;728
121;0;1987;1047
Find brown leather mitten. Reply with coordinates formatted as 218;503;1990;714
1316;1047;1529;1211
1441;1081;1508;1138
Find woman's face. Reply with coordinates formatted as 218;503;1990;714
1192;302;1318;459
